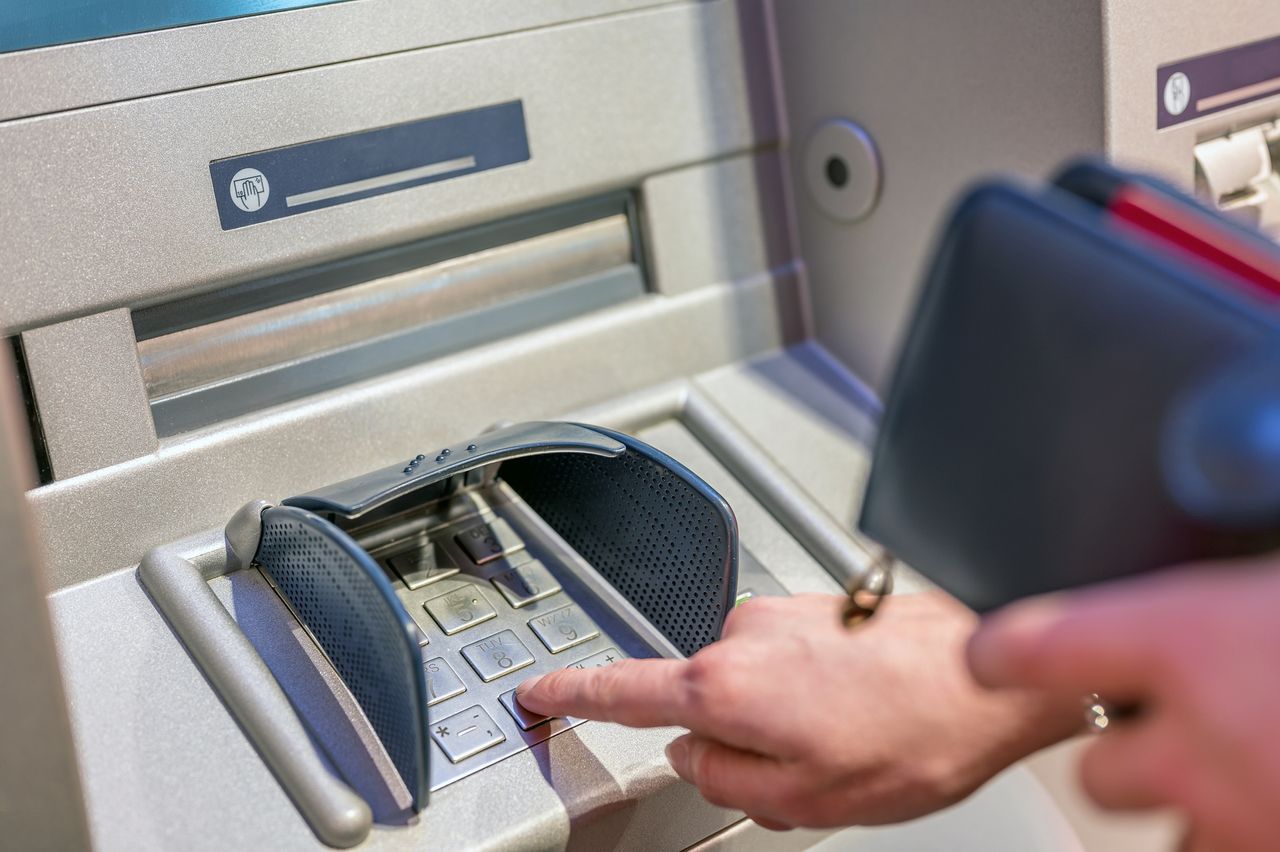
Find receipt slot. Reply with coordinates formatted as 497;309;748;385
139;422;737;846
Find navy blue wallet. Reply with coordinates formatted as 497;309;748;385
859;161;1280;611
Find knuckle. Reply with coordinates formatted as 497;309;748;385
680;651;750;722
913;756;971;807
681;653;726;710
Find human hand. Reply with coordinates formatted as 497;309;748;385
968;556;1280;852
517;592;1077;830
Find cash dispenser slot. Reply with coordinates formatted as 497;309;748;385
138;421;737;848
133;195;646;436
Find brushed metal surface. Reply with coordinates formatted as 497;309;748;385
642;151;794;297
774;0;1107;390
149;268;647;437
0;0;677;120
681;388;880;589
0;347;91;852
139;215;632;399
20;309;158;479
0;0;775;334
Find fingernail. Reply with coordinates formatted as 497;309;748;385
665;739;688;773
516;674;545;696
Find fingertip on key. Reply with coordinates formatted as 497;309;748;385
516;673;545;698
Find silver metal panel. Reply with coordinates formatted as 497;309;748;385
150;267;647;436
139;215;633;399
774;0;1107;390
693;344;879;535
20;308;157;479
32;269;803;589
642;151;796;296
0;0;678;120
0;348;91;852
0;0;776;334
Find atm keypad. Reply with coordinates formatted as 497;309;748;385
528;604;599;654
461;630;535;682
568;647;622;670
424;657;466;706
431;705;506;763
388;541;459;590
374;506;643;791
490;559;561;608
455;518;524;565
424;587;498;635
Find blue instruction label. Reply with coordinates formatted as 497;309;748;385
210;100;530;230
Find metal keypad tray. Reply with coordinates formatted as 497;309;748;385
139;422;737;847
360;485;660;792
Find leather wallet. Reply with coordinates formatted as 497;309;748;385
859;160;1280;611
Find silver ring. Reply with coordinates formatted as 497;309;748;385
1082;693;1114;733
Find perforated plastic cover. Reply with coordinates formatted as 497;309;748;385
500;427;737;656
255;506;429;810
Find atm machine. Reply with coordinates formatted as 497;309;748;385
2;2;1278;850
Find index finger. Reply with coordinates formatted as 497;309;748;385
966;584;1172;700
516;658;692;727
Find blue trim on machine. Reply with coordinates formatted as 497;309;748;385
0;0;346;54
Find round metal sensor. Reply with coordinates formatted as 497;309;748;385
803;119;882;223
